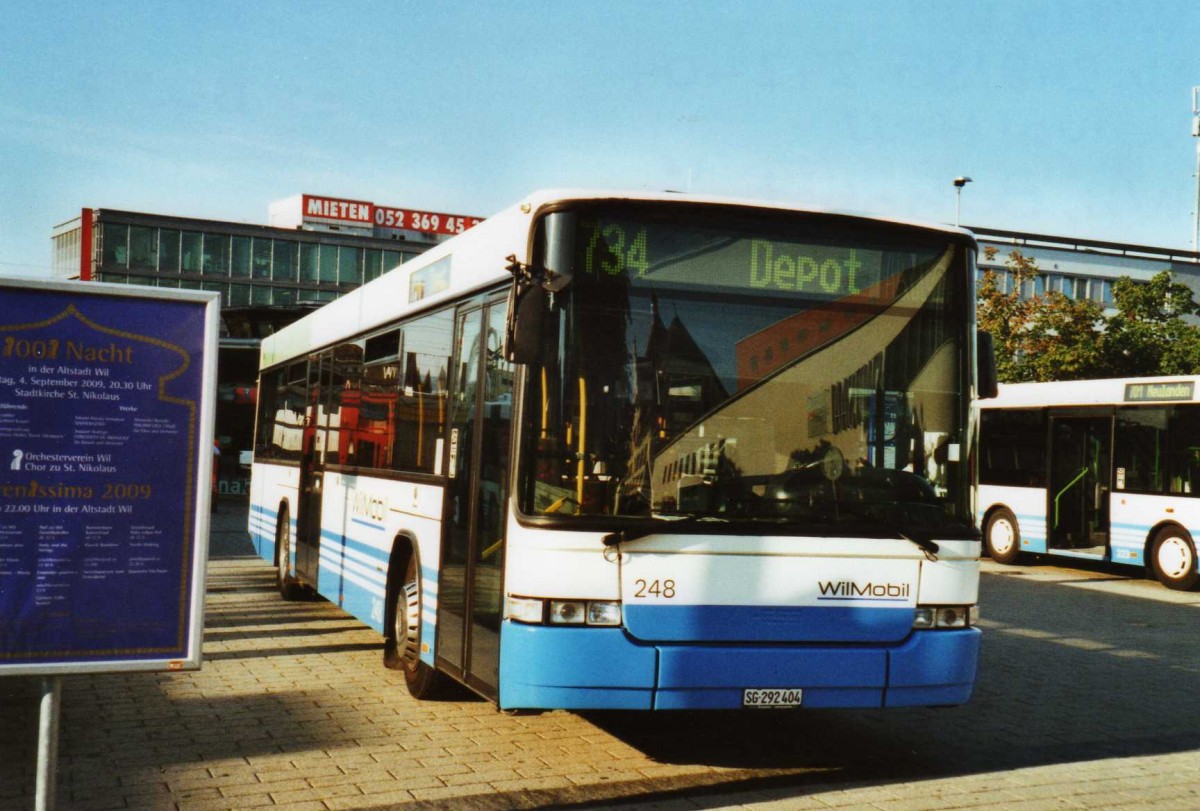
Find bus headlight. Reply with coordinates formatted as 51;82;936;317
507;596;545;624
913;605;978;629
550;600;587;624
508;596;622;626
586;601;622;626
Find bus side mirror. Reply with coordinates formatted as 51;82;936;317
505;212;575;365
506;281;546;365
977;330;999;400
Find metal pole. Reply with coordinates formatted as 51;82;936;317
36;676;61;811
1192;87;1199;251
1194;135;1199;252
953;177;972;228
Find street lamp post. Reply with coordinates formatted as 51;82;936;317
953;176;973;227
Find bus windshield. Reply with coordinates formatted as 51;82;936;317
519;205;974;538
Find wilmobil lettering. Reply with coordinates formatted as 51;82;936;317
818;580;910;599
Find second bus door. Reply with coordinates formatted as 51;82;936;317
1048;414;1112;552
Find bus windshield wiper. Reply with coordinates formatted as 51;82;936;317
601;515;729;547
899;531;939;561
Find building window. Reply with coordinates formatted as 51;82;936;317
383;250;404;273
101;223;129;267
252;239;272;279
202;233;229;276
231;236;252;279
1019;275;1045;299
129;226;158;269
202;281;227;305
319;245;338;283
274;241;298;282
364;249;383;282
229;283;251;306
182;232;203;273
251;285;272;305
300;243;320;283
274;286;295;305
160;229;181;272
339;246;362;285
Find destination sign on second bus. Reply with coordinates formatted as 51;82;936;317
1124;381;1196;402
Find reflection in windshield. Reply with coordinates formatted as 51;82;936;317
519;210;974;538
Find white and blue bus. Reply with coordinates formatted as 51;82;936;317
978;375;1200;590
249;190;987;710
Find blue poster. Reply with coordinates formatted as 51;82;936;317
0;282;215;671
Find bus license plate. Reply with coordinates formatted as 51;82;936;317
742;688;803;708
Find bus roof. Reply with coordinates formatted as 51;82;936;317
985;375;1200;408
259;189;976;370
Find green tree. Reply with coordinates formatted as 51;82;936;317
1101;271;1200;376
978;248;1200;382
976;247;1104;382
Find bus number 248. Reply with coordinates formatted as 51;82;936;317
634;579;676;599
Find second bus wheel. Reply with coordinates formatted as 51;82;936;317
984;507;1022;564
1149;527;1199;591
385;554;448;699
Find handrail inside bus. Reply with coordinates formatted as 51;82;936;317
1053;467;1090;529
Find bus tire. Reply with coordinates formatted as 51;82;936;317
385;554;447;699
276;505;303;601
1149;527;1199;591
984;507;1022;564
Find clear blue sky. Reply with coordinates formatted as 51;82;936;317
3;1;1199;277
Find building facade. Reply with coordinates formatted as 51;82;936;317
972;226;1200;310
50;194;481;497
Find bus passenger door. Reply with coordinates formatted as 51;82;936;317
439;297;513;699
1048;414;1112;552
295;351;331;585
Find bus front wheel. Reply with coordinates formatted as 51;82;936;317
1149;527;1199;591
984;507;1022;565
385;554;447;699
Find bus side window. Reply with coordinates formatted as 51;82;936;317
1166;404;1200;496
394;309;453;475
980;409;1045;488
1115;406;1167;493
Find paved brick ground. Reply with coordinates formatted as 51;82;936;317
1;502;1198;810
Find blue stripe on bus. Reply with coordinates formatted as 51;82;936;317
497;622;980;711
247;502;440;666
1012;512;1048;553
623;604;913;643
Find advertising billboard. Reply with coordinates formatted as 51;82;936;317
0;278;218;675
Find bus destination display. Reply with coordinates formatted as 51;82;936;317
0;283;213;672
579;218;915;301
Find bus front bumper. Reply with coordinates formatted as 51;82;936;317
498;621;980;711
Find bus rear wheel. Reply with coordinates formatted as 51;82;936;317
1150;527;1199;591
385;554;447;699
276;506;303;601
984;507;1022;564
